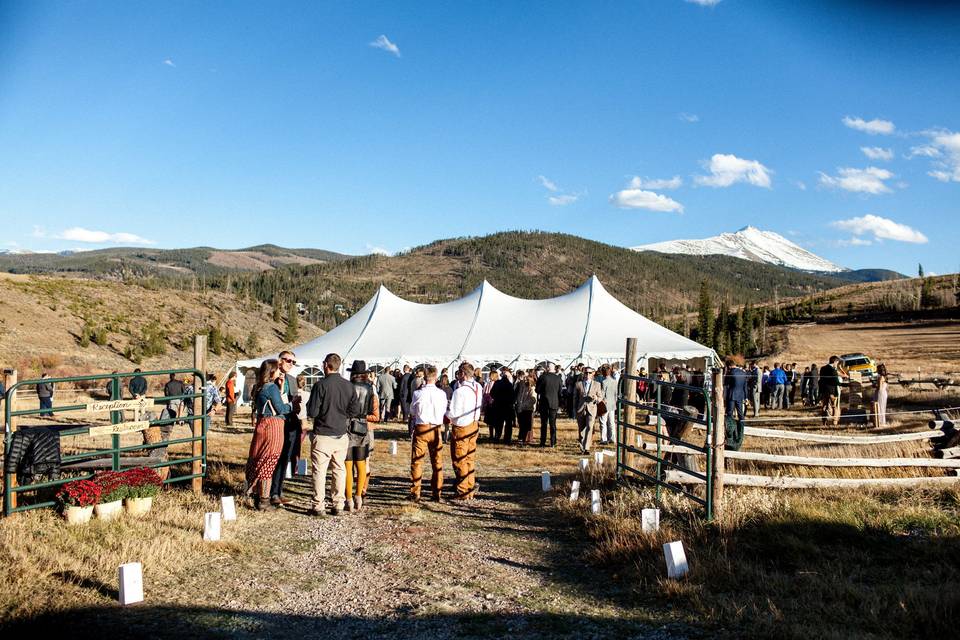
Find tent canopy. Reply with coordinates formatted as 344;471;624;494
238;276;716;372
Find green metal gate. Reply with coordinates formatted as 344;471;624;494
616;373;717;520
3;368;208;516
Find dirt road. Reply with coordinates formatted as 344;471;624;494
3;421;703;639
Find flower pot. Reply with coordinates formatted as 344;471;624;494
125;496;153;517
94;499;123;521
64;505;94;525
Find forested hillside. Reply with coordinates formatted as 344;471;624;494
222;231;854;329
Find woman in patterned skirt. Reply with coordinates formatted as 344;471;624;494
245;359;291;511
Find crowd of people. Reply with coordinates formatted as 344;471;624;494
7;349;889;517
241;355;631;515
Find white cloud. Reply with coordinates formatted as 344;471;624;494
537;175;559;192
163;59;176;68
794;181;807;191
56;227;155;245
369;35;401;57
694;153;772;188
861;146;893;161
610;188;683;213
685;0;721;6
678;112;700;123
537;175;581;205
31;225;47;238
629;175;682;190
923;130;960;183
818;166;894;194
548;194;579;206
839;237;873;247
907;145;940;159
830;214;927;244
842;116;895;135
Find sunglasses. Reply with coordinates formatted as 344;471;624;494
281;358;297;365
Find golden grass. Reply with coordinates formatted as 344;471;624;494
555;468;960;640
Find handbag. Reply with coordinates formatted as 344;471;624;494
348;418;368;437
598;400;608;417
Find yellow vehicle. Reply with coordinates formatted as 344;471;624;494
840;353;877;380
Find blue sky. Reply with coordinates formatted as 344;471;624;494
1;1;958;275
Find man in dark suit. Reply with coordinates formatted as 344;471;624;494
725;360;748;415
724;359;748;448
398;365;413;423
491;369;516;443
818;356;842;426
670;366;690;410
535;362;562;447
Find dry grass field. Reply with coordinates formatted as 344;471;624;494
1;277;959;638
2;385;959;639
774;319;960;378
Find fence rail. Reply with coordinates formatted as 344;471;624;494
3;336;209;516
615;337;720;519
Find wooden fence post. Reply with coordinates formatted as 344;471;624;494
3;369;18;511
193;335;207;494
623;338;638;471
710;366;725;519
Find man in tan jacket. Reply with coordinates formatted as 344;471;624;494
575;366;604;453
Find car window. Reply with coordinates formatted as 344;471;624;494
844;358;868;366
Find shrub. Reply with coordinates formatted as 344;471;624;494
56;479;101;507
123;467;164;499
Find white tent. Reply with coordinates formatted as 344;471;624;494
237;276;716;373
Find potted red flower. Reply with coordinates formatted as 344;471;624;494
92;470;129;521
56;479;102;525
123;467;163;516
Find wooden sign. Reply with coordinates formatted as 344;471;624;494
119;562;144;605
87;398;150;413
88;421;151;436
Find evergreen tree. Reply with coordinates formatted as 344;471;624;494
272;293;283;323
244;331;260;355
734;306;745;355
920;277;938;308
208;325;224;356
696;282;713;347
918;263;924;278
285;302;300;343
714;299;730;354
742;302;756;355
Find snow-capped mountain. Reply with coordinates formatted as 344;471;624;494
632;226;845;273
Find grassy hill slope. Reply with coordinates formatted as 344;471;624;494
0;273;323;377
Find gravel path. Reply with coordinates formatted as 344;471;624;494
202;440;704;640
